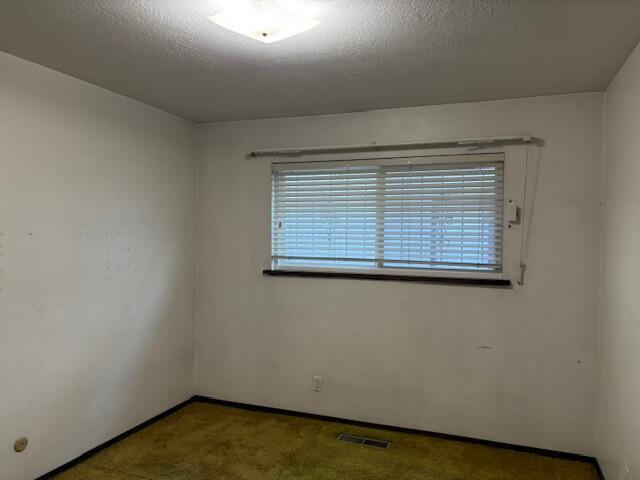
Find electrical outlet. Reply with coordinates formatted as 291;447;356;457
313;376;323;392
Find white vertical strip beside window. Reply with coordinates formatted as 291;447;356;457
271;157;504;275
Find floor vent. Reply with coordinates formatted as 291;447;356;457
337;434;391;448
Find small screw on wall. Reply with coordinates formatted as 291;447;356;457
14;437;28;453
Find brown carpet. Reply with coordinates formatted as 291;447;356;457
54;402;599;480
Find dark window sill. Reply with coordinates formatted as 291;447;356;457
262;269;512;288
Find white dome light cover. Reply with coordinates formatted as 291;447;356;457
208;0;321;44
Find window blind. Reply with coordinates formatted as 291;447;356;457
271;160;503;273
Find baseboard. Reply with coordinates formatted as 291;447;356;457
36;394;604;479
193;395;598;466
35;397;194;480
593;459;607;480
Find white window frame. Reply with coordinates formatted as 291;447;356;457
268;147;527;282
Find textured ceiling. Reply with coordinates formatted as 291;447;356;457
1;0;639;123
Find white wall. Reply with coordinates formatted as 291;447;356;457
0;48;609;478
195;93;604;455
596;43;640;480
0;53;196;480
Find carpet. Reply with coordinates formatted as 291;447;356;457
53;401;599;480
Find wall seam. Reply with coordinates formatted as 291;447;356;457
593;88;608;462
192;123;201;394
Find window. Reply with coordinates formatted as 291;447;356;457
271;156;504;277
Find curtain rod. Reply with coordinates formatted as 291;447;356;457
248;135;534;157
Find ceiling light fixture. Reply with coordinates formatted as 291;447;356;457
208;0;321;44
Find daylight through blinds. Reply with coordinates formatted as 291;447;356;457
271;160;503;272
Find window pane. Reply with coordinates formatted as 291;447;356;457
271;160;503;273
272;166;379;268
381;163;502;271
